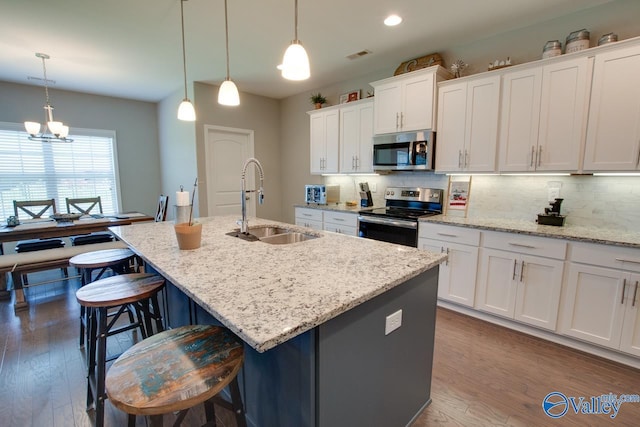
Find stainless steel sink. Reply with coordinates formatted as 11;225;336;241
259;232;319;245
248;226;290;238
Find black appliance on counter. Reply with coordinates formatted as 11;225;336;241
358;187;443;247
359;182;373;207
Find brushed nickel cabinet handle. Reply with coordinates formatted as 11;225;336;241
530;146;535;167
458;150;463;168
396;112;399;130
508;242;536;249
615;257;640;265
512;259;517;280
437;232;458;238
464;150;469;168
537;146;542;167
633;281;638;307
621;279;627;305
400;112;404;128
520;261;525;282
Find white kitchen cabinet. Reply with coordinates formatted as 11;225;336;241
560;242;640;356
323;211;358;236
309;107;339;174
583;43;640;171
295;207;323;231
418;224;480;307
340;99;374;173
476;232;565;330
370;66;451;135
498;56;590;172
436;75;500;172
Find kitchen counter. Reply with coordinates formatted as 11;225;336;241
110;215;444;426
421;215;640;248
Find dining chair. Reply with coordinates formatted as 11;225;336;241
66;196;103;215
13;199;67;285
65;197;114;246
155;195;169;222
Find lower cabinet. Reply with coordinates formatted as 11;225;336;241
475;231;566;331
295;207;358;236
323;211;358;236
418;224;480;307
559;243;640;357
295;207;323;231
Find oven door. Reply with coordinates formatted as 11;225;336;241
357;215;418;247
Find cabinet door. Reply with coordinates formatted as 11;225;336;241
498;68;542;172
402;72;435;131
476;248;518;318
310;112;326;174
324;110;340;173
537;57;590;171
373;81;402;134
419;239;450;301
584;44;640;171
340;105;359;172
620;274;640;357
514;254;564;331
444;242;479;307
357;101;374;172
559;263;625;349
435;82;466;172
465;75;500;172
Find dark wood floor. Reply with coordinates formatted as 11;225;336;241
1;273;639;426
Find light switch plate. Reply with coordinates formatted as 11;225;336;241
385;309;402;335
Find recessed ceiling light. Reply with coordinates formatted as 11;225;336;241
384;14;402;26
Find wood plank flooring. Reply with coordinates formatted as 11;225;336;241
0;272;638;426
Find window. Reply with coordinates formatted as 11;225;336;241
0;122;120;220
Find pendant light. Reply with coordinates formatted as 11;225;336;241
177;0;196;121
279;0;310;81
218;0;240;106
24;53;73;142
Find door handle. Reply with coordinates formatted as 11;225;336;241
633;281;638;307
520;261;525;282
530;146;535;168
464;150;469;168
512;259;517;280
537;146;542;167
396;112;399;130
458;150;463;169
400;112;404;128
621;279;627;304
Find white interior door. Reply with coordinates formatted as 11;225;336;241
205;125;255;216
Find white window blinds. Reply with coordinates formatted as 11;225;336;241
0;122;120;220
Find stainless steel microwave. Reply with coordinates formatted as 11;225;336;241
372;130;435;171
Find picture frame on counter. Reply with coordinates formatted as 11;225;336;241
445;175;471;217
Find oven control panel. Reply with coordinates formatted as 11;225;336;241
385;187;442;203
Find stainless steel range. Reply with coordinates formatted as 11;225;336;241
358;187;443;247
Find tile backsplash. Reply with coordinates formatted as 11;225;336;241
325;174;640;232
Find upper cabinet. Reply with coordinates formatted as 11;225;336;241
436;75;500;173
339;99;374;173
370;66;452;135
309;107;339;174
583;43;640;172
498;56;590;172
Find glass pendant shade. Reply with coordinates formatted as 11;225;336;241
281;42;310;81
25;121;41;135
177;99;196;121
48;121;64;135
59;125;70;138
218;79;240;106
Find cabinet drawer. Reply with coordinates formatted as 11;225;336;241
323;224;358;236
419;223;481;246
295;218;323;231
323;211;358;227
571;242;640;272
483;231;566;259
295;207;323;222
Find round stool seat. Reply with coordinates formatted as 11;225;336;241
76;273;165;308
69;248;135;270
106;324;244;416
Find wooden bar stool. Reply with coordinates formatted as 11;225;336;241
70;248;137;347
76;273;165;427
106;324;247;427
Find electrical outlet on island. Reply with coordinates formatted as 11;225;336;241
385;309;402;335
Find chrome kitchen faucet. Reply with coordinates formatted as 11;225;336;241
238;157;264;234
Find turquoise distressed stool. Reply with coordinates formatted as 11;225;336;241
105;324;247;427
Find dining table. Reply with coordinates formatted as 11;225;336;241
0;212;153;299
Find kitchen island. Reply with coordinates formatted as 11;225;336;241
110;215;446;427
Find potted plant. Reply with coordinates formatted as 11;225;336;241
310;93;327;109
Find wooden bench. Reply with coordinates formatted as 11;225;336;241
0;240;129;312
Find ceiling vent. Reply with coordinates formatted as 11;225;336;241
346;50;372;60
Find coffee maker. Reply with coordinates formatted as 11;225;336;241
359;182;373;207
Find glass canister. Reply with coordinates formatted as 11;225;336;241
565;29;590;54
542;40;562;59
597;32;618;46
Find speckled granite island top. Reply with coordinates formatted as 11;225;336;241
110;216;445;352
421;215;640;248
294;202;363;213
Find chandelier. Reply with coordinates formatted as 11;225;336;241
24;53;73;142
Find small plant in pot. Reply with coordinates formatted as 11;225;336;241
310;93;327;109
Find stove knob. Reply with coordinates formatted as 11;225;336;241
386;191;390;196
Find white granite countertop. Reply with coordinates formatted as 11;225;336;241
110;216;445;352
421;215;640;248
